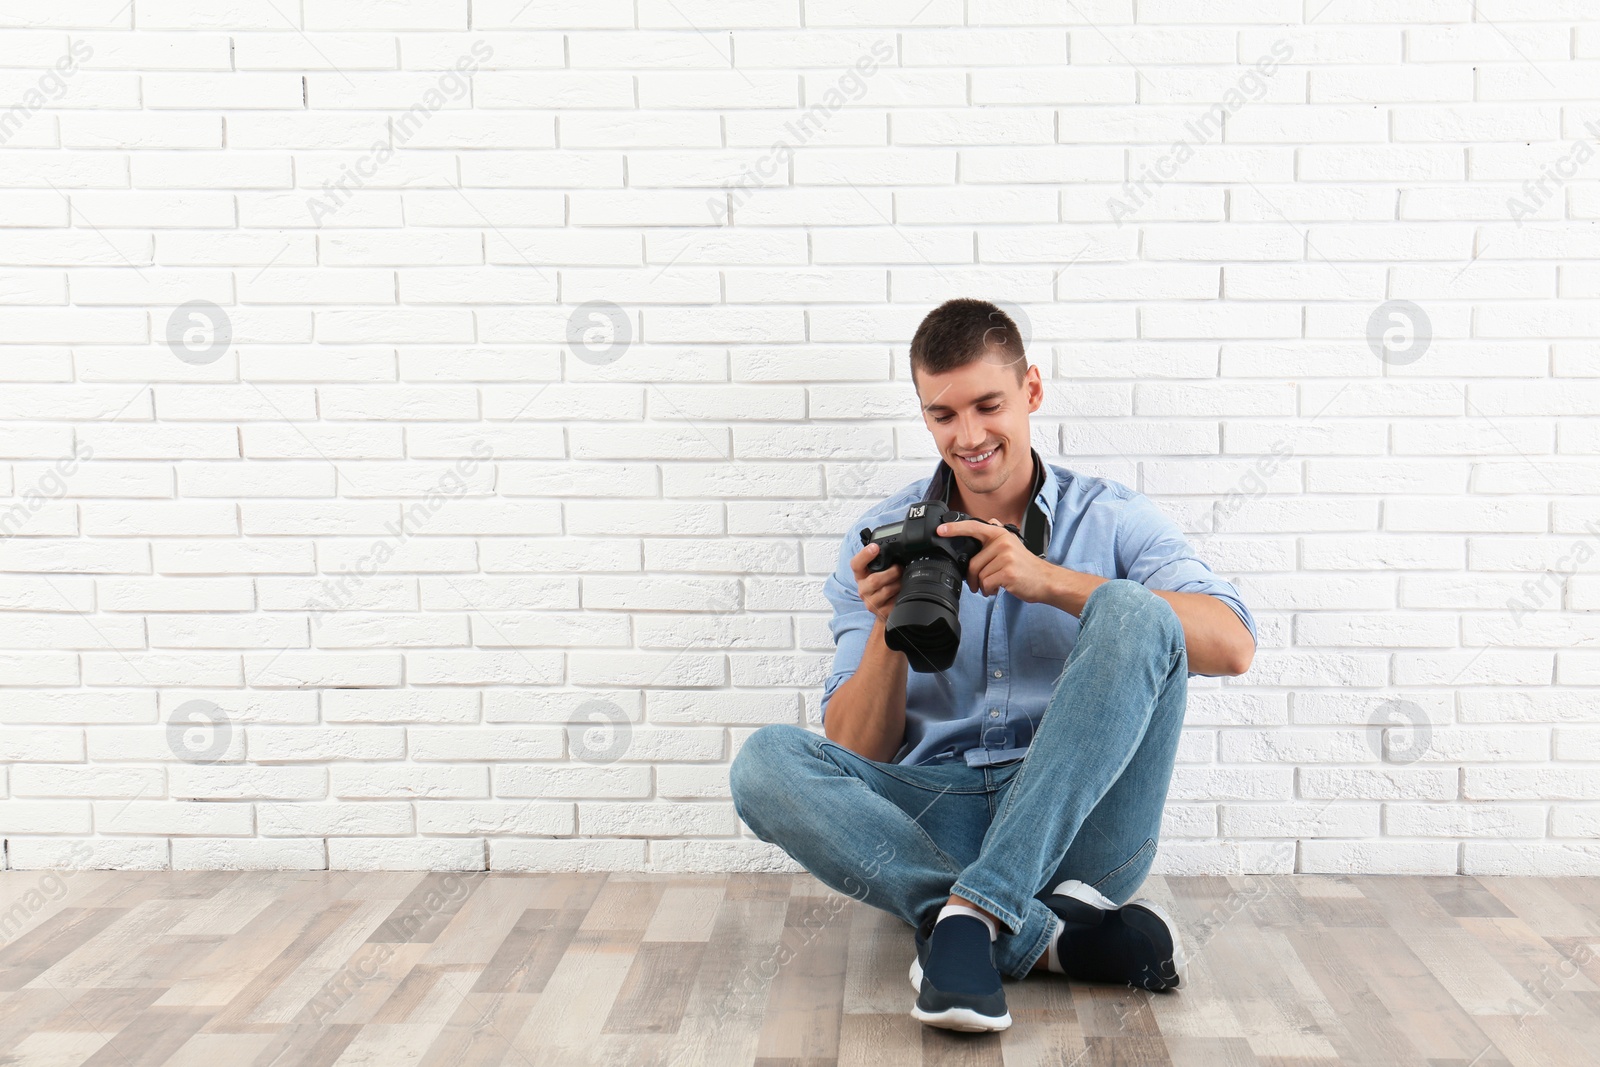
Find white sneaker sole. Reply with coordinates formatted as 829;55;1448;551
911;1003;1012;1032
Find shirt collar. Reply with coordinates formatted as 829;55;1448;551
925;448;1055;557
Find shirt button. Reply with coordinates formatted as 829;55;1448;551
989;709;1000;718
993;669;1003;678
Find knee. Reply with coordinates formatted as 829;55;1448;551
730;723;813;831
1082;579;1183;650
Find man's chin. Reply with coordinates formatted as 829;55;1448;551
948;451;1015;497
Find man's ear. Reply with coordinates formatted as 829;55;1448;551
1025;363;1043;413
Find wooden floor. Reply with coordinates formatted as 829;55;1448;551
0;871;1596;1066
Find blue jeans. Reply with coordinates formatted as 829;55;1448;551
730;579;1189;978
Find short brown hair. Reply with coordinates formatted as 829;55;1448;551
909;298;1027;383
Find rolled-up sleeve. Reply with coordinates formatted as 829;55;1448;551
821;527;876;725
1113;492;1258;652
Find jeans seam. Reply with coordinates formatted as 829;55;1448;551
1011;906;1058;979
816;739;990;794
1091;837;1156;894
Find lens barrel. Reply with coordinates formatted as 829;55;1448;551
884;556;964;672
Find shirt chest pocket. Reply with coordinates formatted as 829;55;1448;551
1024;605;1080;661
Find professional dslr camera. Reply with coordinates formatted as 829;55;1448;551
859;501;1023;673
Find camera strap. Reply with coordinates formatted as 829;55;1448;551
925;448;1052;558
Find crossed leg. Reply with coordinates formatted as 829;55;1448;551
730;578;1190;979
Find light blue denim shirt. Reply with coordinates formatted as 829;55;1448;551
821;451;1258;768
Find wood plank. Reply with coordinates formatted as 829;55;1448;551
471;907;585;996
753;889;853;1060
201;900;366;1030
841;899;917;1018
1160;1034;1258;1067
0;907;128;992
602;941;708;1034
837;1012;922;1067
1479;877;1600;939
78;1006;214;1067
643;884;727;943
1421;876;1518;920
250;898;400;1025
1197;917;1342;1059
1287;925;1458;1063
658;877;788;1067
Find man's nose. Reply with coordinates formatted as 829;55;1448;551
954;413;985;449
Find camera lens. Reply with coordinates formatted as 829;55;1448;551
885;556;963;672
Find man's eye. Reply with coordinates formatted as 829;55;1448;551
932;406;998;424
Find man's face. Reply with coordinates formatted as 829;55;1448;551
914;353;1043;510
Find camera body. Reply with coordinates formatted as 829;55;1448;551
859;501;1022;673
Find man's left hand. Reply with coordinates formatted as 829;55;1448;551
937;519;1061;603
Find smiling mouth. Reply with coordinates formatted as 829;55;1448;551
957;446;998;468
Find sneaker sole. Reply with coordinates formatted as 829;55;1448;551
911;1003;1012;1032
1122;896;1186;990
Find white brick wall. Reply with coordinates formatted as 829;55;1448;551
1;3;1597;876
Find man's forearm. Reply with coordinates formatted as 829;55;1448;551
1040;566;1254;676
822;619;908;762
1041;565;1108;617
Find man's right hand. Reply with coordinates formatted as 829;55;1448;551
851;542;902;624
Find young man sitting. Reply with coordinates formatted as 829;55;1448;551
730;298;1258;1032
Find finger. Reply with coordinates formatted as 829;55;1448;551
853;553;900;590
984;566;1009;597
861;562;900;592
970;558;1002;597
965;538;1011;581
975;552;1015;597
978;564;998;597
849;542;880;579
936;519;1006;542
868;567;898;589
964;556;985;594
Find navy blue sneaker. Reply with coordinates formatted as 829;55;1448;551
909;914;1011;1032
1044;879;1185;991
